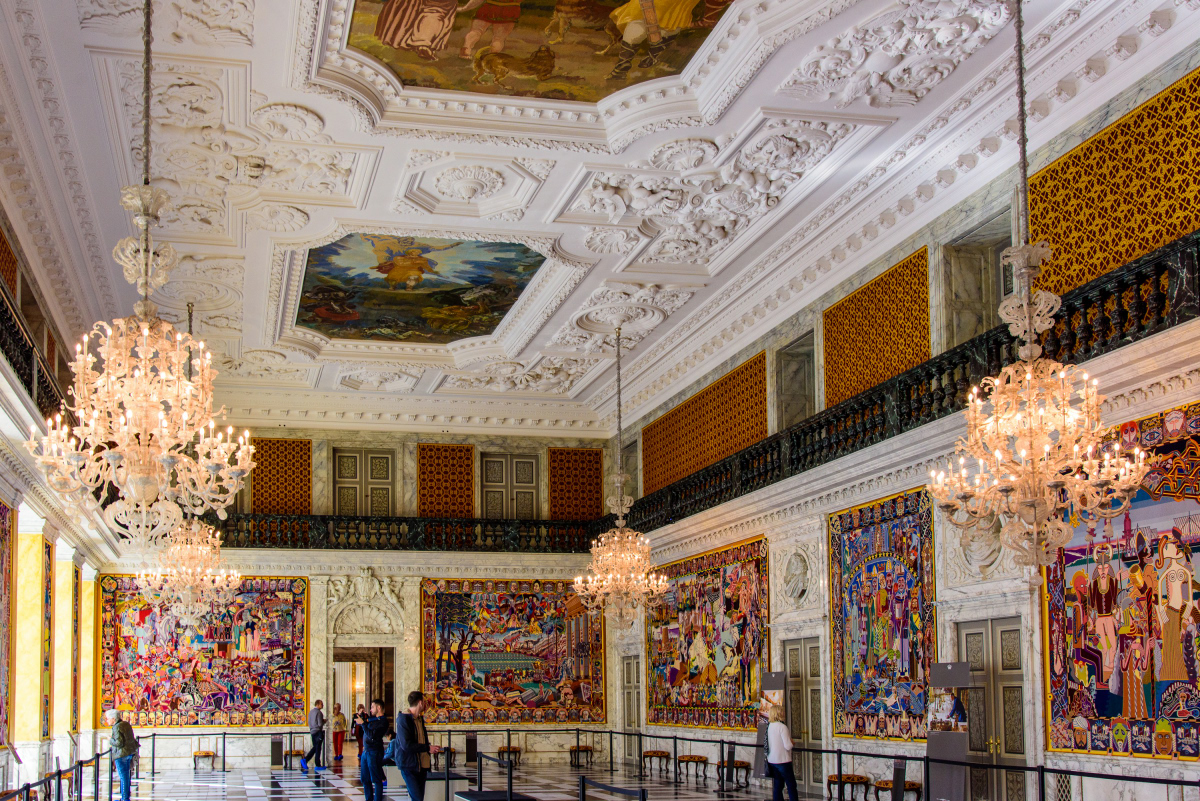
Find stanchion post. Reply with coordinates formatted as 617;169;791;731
923;750;930;801
672;736;678;784
107;754;113;801
1037;765;1045;801
221;732;227;772
608;731;613;773
577;774;585;801
836;747;844;801
477;755;483;793
55;768;62;801
93;752;100;801
718;739;725;791
150;734;156;776
638;789;647;801
637;733;643;779
505;755;513;801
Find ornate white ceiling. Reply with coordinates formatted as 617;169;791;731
0;0;1196;434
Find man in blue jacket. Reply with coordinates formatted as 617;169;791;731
396;690;432;801
358;699;390;801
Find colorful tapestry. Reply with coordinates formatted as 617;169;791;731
420;577;605;725
0;503;13;747
1045;401;1200;759
645;537;768;730
99;576;308;727
41;539;52;739
829;488;936;740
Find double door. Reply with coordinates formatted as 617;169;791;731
784;638;823;798
482;453;538;519
958;617;1027;801
621;656;642;761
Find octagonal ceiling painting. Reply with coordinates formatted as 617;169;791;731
297;233;546;344
349;0;733;102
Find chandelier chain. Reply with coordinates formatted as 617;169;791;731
614;325;624;516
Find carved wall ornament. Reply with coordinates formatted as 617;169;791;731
781;550;811;605
246;204;311;232
779;0;1012;108
567;120;856;264
549;282;699;354
76;0;256;45
338;369;422;393
333;604;393;635
583;227;639;254
214;348;311;383
441;356;600;394
433;166;505;201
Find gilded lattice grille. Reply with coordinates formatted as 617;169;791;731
250;438;312;515
1030;66;1200;295
641;353;767;496
823;248;930;408
0;230;17;294
548;448;603;520
418;443;474;518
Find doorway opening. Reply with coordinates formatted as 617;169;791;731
334;647;396;723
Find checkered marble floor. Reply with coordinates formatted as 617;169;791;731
100;762;825;801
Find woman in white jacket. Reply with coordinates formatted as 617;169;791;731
765;705;798;801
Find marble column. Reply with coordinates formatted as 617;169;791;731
78;566;98;758
12;505;55;783
398;576;422;699
309;576;330;722
51;542;79;768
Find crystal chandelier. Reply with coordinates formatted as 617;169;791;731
138;518;242;629
574;326;668;624
928;1;1151;568
24;0;254;553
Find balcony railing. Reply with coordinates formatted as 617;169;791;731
217;229;1199;551
0;274;69;423
213;513;601;553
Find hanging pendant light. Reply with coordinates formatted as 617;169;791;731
25;0;254;555
138;517;242;629
927;0;1152;568
574;325;668;624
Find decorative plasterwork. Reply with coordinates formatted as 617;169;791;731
293;0;862;152
437;356;602;395
75;0;256;45
152;255;244;337
338;369;421;393
393;152;552;219
548;281;701;354
780;0;1013;107
613;0;1197;423
90;54;378;246
559;117;875;268
267;222;593;367
212;346;317;388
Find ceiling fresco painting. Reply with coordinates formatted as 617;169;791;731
348;0;733;102
296;233;546;344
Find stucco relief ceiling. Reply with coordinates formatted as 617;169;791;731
0;0;1194;432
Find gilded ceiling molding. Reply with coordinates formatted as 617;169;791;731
290;0;862;152
265;222;594;369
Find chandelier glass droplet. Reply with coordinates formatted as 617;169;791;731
138;518;242;629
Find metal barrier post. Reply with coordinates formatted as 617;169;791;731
476;756;483;793
638;789;647;801
575;729;580;767
922;751;930;801
608;731;613;773
836;747;844;801
93;753;100;801
1037;765;1045;801
717;739;725;791
672;736;678;784
506;729;511;754
150;735;155;776
107;754;113;801
221;732;227;772
21;783;30;801
55;769;62;801
577;775;586;801
505;756;513;801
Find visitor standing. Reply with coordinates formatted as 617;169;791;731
358;699;390;801
331;703;348;762
106;710;139;801
301;700;326;771
353;703;367;756
396;691;432;801
765;706;798;801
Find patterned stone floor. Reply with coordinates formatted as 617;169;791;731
102;763;826;801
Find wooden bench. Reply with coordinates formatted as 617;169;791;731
569;745;593;768
193;749;216;770
718;759;751;787
677;754;708;781
873;779;923;801
497;745;522;767
283;749;306;770
827;773;870;800
642;750;669;774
